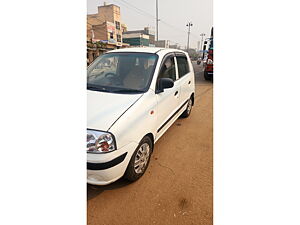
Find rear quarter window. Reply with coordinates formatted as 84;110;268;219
176;55;190;78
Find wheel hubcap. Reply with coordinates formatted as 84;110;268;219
187;99;192;114
134;143;150;174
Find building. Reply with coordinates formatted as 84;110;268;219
143;27;155;46
169;44;181;49
123;27;155;47
155;40;170;48
121;23;128;33
87;3;127;49
122;32;150;47
87;41;107;66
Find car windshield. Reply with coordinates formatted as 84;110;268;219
87;52;158;93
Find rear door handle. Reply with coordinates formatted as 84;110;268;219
188;81;191;84
174;91;178;96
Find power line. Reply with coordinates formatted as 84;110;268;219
114;0;200;41
113;0;155;20
89;1;200;48
117;0;155;19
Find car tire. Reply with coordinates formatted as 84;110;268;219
204;71;209;80
181;97;193;118
124;136;153;182
204;71;213;82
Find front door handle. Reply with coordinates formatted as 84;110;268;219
174;91;178;96
188;81;191;84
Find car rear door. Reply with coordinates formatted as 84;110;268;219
155;53;180;137
175;52;193;105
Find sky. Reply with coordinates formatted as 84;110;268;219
87;0;213;49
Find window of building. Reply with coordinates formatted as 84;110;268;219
115;21;120;30
176;55;190;78
109;32;114;39
117;34;122;42
157;56;176;82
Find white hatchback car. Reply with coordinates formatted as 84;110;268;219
87;48;195;185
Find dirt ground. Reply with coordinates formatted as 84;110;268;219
87;62;213;225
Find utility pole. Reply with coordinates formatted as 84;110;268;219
156;0;159;41
186;22;193;52
199;33;205;55
202;38;209;59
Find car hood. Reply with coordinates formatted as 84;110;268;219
87;90;143;131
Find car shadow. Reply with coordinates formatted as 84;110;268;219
87;177;131;201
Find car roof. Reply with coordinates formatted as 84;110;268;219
107;47;187;55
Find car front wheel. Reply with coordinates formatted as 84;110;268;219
124;136;153;182
204;71;209;80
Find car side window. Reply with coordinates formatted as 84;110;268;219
176;55;190;78
157;55;176;81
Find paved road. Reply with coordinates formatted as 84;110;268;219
87;62;213;225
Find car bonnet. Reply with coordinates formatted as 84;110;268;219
87;90;143;131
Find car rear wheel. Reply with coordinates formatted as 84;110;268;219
124;136;153;182
181;98;193;118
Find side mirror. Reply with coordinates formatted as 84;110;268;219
157;78;174;93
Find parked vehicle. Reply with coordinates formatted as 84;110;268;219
204;49;213;81
204;28;213;81
202;54;208;65
197;57;202;65
87;48;195;185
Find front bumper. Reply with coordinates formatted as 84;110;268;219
87;142;138;185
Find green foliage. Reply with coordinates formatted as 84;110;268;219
87;41;107;50
95;41;107;49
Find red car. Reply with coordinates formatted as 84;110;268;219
204;43;213;81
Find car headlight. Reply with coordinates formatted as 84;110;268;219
207;59;213;64
87;129;116;153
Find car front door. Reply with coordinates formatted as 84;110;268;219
155;53;180;138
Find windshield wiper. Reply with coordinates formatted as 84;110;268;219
87;84;144;94
111;88;144;93
87;84;111;92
